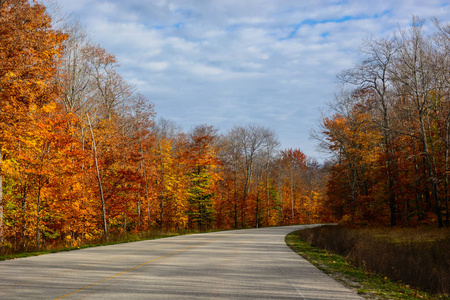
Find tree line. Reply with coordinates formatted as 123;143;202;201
316;17;450;228
2;1;446;253
0;0;329;251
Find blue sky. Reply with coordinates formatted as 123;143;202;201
54;0;450;160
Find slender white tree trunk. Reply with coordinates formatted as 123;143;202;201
87;114;108;239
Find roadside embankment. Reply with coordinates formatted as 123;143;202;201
286;225;449;299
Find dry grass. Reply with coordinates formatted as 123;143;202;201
295;225;450;295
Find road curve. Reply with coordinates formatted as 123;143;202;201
0;225;362;299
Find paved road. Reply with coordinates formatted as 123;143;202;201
0;225;362;299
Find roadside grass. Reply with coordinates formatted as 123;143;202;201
286;227;450;300
0;229;209;261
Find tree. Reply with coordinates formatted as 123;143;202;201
262;132;279;227
390;17;443;227
280;149;306;223
0;0;66;243
226;124;277;228
319;17;450;227
319;91;383;224
338;36;399;226
432;18;450;226
152;118;186;229
185;125;220;230
222;129;243;229
129;94;155;230
302;158;329;224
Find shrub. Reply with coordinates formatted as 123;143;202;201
295;225;450;294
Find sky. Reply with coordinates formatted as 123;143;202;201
53;0;450;161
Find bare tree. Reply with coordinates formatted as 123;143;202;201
223;129;243;229
86;112;108;239
59;19;93;115
263;135;279;226
86;45;134;121
431;18;450;227
338;35;399;226
226;124;277;228
390;17;443;227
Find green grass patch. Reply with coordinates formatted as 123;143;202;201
286;230;449;300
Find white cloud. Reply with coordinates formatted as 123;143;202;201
145;61;169;71
179;61;224;76
55;0;450;159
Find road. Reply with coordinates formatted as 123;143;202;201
0;225;362;299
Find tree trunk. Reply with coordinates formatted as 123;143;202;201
36;181;42;249
234;167;237;229
446;123;450;227
143;163;151;230
307;190;313;224
87;114;108;239
140;142;151;230
0;147;3;244
255;174;261;228
21;185;27;251
290;172;294;224
160;161;165;229
385;137;397;227
266;161;270;227
419;113;443;227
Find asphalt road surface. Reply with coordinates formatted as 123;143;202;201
0;225;363;299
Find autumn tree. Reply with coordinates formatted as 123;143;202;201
302;158;329;224
128;94;155;230
279;149;306;224
321;17;449;227
338;36;399;226
318;91;384;224
0;0;66;245
185;124;221;230
0;0;331;253
151;118;189;229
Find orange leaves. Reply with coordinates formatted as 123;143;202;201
184;125;222;230
0;0;66;159
0;0;333;253
320;92;388;225
280;148;306;170
0;0;68;247
84;44;118;66
0;0;66;109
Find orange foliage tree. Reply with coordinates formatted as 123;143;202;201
0;0;331;253
319;18;450;227
0;0;66;246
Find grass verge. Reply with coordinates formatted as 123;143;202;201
0;229;206;261
286;230;449;300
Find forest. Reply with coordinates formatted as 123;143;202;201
0;0;448;253
317;16;450;229
0;0;329;251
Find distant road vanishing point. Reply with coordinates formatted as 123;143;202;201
0;225;362;299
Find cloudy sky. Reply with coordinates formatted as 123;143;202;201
54;0;449;160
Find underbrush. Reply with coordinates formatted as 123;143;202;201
0;229;192;261
295;225;449;295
